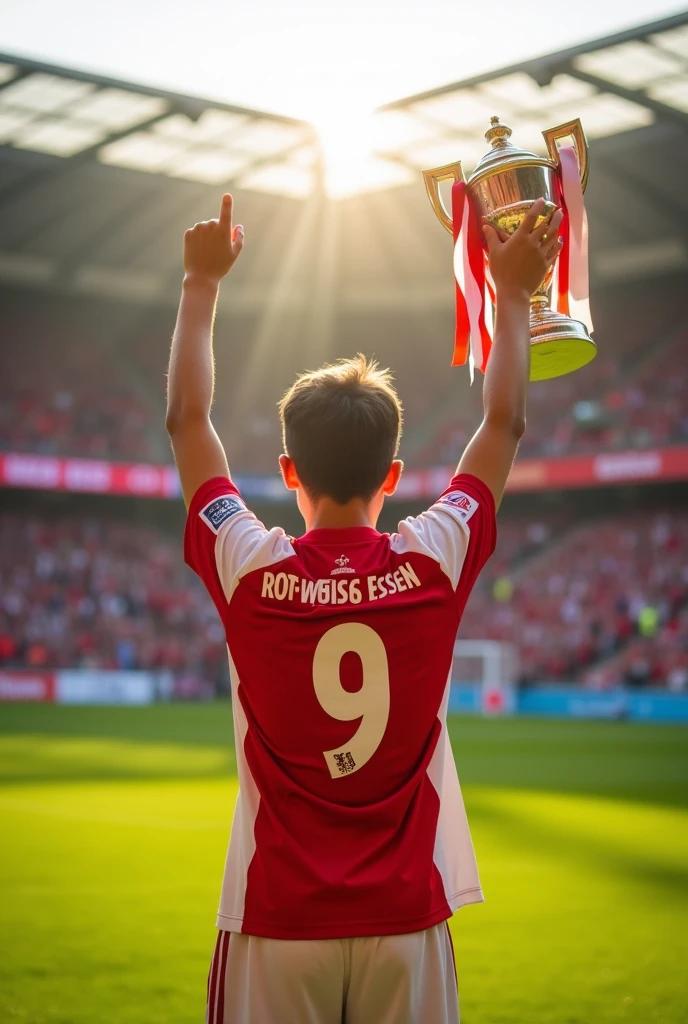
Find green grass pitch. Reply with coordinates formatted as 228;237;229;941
0;704;686;1023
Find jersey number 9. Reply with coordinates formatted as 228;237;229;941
313;622;391;779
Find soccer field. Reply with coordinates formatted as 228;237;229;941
0;705;686;1024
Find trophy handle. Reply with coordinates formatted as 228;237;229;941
422;162;465;234
543;119;589;192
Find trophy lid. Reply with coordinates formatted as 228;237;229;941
468;117;555;184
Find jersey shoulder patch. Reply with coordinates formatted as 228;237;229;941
200;494;246;533
436;489;479;522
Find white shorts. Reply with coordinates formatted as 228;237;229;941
206;922;460;1024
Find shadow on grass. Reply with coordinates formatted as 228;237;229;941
0;704;237;785
465;787;688;898
448;716;688;810
0;703;234;747
1;706;686;811
0;735;236;785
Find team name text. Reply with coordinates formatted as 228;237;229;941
261;562;422;605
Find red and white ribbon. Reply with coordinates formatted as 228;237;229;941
451;180;492;380
557;144;593;333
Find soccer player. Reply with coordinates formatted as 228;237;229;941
166;193;562;1024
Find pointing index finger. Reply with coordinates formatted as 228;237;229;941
219;193;233;235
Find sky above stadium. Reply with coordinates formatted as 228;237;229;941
0;0;684;128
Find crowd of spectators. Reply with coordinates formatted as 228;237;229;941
582;620;688;692
0;514;227;687
1;293;161;463
0;384;156;462
416;301;687;467
461;509;688;688
0;505;686;690
2;278;685;472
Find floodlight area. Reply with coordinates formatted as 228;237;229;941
0;18;685;198
0;70;171;160
570;29;688;118
574;40;683;89
98;115;312;185
649;76;688;113
0;64;315;186
68;89;168;130
309;105;416;198
155;110;247;143
14;118;108;157
237;162;314;199
2;72;94;112
651;24;688;58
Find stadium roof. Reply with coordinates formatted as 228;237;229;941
0;10;687;314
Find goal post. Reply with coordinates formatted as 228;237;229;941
450;639;518;716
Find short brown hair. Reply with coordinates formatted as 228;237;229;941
279;354;403;505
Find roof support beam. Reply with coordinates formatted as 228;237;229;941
559;66;688;131
382;10;688;111
0;67;30;94
0;51;307;126
224;136;315;189
0;108;173;209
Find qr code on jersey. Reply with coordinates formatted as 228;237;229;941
200;495;245;532
333;752;356;775
438;490;478;522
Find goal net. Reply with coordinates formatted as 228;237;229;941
451;639;518;715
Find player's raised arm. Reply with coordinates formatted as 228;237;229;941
457;198;563;509
166;194;244;508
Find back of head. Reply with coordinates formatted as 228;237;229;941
279;354;403;505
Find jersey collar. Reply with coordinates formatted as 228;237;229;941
300;526;382;544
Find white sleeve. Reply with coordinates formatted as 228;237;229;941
392;476;495;592
185;481;294;609
213;512;294;602
393;507;471;589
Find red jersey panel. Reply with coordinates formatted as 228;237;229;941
185;473;496;940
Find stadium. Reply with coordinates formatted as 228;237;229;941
0;8;687;1024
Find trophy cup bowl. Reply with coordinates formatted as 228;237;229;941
423;117;596;382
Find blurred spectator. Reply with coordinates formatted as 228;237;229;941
0;338;161;462
461;510;688;687
0;507;686;690
0;513;226;688
0;282;685;471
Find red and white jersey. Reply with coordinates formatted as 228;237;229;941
185;472;496;940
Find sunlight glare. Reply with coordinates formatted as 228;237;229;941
310;98;377;198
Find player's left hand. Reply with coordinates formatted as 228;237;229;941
183;194;244;285
483;197;563;300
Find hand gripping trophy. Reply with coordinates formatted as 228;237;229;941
423;117;595;381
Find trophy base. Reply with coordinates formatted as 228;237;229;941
529;307;597;382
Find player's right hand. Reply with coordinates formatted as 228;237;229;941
483;197;563;300
183;194;244;285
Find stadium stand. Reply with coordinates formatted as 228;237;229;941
1;14;688;698
462;508;688;687
1;276;686;473
1;291;163;462
1;502;685;690
0;512;225;686
411;276;686;466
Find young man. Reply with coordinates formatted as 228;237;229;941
166;193;562;1024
